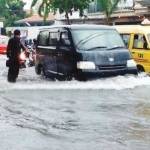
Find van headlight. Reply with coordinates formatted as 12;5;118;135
127;59;136;68
77;61;96;69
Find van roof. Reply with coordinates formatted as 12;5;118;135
39;24;115;31
114;25;150;34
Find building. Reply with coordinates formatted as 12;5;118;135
15;13;55;26
16;0;150;26
138;0;150;6
56;0;150;25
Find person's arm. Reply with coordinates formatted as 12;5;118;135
21;41;29;54
6;39;11;58
20;42;27;51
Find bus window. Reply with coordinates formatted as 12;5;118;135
133;34;148;49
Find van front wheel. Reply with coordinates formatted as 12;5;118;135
75;72;87;81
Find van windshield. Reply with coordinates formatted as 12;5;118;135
72;29;125;50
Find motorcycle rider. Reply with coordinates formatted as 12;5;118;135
7;29;27;82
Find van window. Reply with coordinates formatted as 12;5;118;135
49;32;58;46
133;34;148;49
120;34;130;48
60;32;71;46
38;31;49;46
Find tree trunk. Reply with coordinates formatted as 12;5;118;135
65;12;70;25
105;16;110;25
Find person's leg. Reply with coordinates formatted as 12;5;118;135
7;61;17;82
7;66;16;82
15;62;20;78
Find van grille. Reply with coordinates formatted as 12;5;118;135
98;64;126;70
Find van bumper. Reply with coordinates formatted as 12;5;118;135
78;67;137;78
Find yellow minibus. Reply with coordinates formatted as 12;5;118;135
115;25;150;72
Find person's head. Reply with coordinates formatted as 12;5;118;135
14;29;21;37
143;36;146;42
134;34;138;40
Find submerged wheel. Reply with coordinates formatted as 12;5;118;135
56;74;72;81
35;64;42;75
41;66;47;77
75;72;87;81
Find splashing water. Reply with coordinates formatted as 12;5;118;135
1;55;150;91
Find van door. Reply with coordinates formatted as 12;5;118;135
131;34;150;72
37;30;58;76
56;30;74;77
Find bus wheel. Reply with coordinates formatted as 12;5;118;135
137;65;145;73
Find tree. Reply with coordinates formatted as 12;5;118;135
0;0;26;27
97;0;125;24
31;0;91;24
0;0;7;18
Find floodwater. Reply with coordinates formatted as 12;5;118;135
0;55;150;150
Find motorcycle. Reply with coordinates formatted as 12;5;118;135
6;52;27;68
19;46;36;68
19;51;26;68
26;45;36;67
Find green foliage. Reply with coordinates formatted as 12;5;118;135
0;0;7;17
31;0;91;24
0;0;26;27
97;0;125;24
31;0;38;8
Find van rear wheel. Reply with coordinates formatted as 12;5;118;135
41;66;48;78
35;65;42;75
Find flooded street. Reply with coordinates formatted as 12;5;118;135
0;55;150;150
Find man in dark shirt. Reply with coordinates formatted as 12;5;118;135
7;29;27;82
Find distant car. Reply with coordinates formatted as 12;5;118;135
0;35;9;54
35;25;138;81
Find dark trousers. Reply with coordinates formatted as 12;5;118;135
7;59;20;82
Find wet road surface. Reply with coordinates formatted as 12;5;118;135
0;55;150;150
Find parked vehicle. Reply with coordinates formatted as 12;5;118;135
35;25;137;80
0;35;9;54
115;25;150;73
